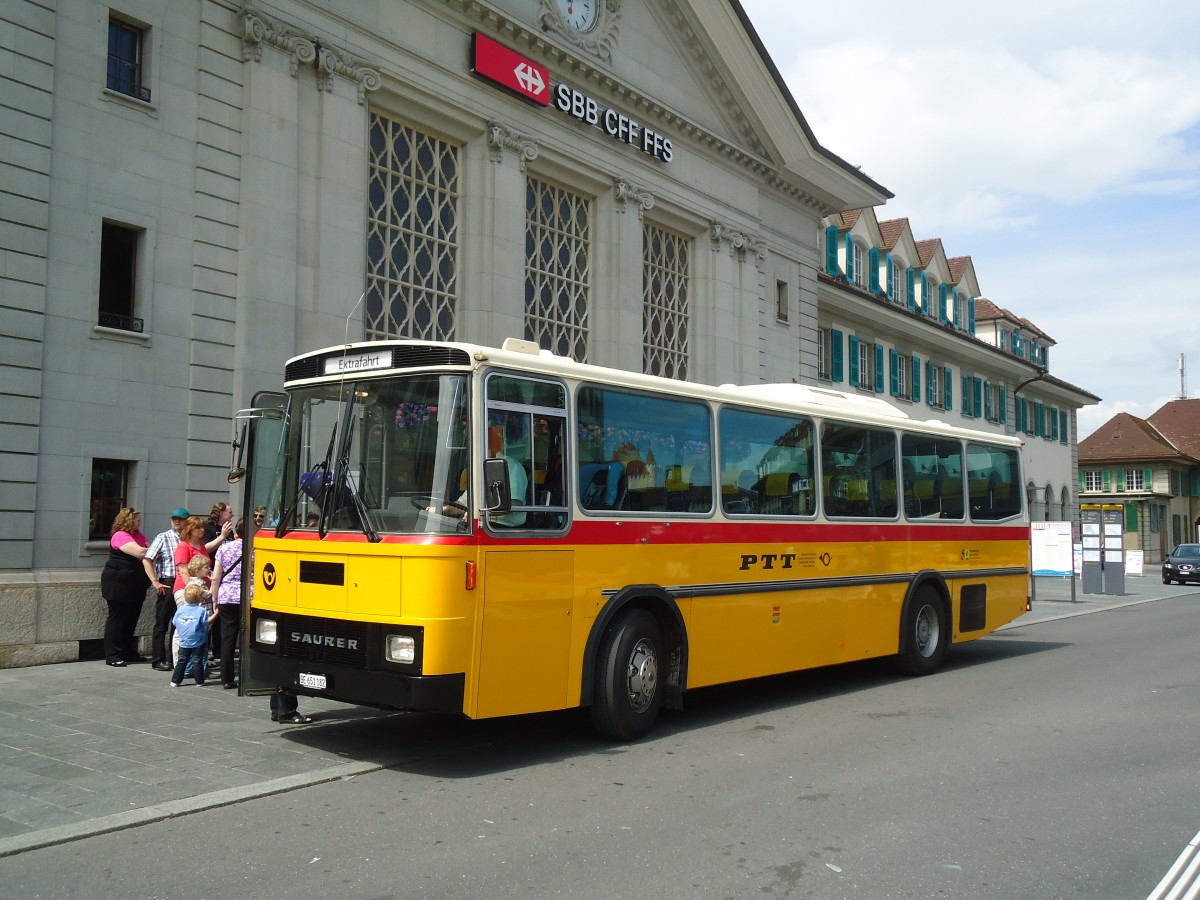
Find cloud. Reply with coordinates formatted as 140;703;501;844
778;44;1200;232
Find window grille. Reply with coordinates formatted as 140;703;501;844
524;177;590;361
642;223;690;379
365;114;460;341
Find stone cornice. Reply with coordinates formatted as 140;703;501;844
710;221;767;269
486;121;540;170
613;179;655;216
240;5;381;103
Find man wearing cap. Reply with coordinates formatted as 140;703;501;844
142;507;189;671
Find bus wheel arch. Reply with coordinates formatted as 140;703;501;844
896;574;950;676
582;587;687;739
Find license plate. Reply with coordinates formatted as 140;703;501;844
298;672;327;690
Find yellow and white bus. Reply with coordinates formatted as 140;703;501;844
234;337;1029;740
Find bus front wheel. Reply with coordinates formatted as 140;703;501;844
896;588;948;676
591;609;663;741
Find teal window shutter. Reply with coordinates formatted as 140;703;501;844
1113;469;1123;492
830;328;844;382
1050;406;1059;441
938;284;948;324
961;374;970;416
1034;402;1044;437
1059;410;1069;444
848;335;860;386
968;297;976;335
825;226;839;275
1102;469;1110;491
1016;398;1025;432
1143;468;1153;490
874;343;884;393
1125;504;1137;531
868;248;880;293
926;361;935;405
844;234;855;282
943;367;953;411
906;268;916;310
973;377;982;417
998;326;1006;350
911;355;921;403
889;349;899;396
885;252;894;299
984;381;993;420
1191;471;1200;497
919;272;929;315
1079;471;1086;491
998;386;1007;424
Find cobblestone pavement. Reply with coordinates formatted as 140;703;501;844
1;573;1194;858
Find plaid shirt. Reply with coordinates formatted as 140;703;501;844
144;529;182;581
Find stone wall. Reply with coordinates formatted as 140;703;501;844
0;573;154;667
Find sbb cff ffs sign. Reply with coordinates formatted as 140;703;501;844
471;32;549;106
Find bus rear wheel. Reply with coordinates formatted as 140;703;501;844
591;609;663;741
896;588;948;676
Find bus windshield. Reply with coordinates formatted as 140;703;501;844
273;373;470;536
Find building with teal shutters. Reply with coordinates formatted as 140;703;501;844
1079;400;1200;563
815;207;1098;530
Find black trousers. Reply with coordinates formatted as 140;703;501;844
217;603;241;686
103;596;145;663
151;587;175;665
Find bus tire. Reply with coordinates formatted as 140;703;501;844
896;587;948;676
590;609;663;741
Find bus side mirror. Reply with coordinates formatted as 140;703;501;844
483;458;512;513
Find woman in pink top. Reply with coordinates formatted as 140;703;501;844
100;508;150;667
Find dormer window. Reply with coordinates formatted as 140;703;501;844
852;242;865;288
925;278;938;317
890;258;902;302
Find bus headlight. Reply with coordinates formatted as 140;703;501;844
256;618;278;645
385;634;415;665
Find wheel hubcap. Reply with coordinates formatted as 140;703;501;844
625;638;657;712
914;605;939;658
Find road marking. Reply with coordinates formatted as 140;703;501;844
1147;829;1200;900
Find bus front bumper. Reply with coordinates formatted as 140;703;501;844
250;650;466;714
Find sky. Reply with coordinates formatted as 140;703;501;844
738;0;1200;440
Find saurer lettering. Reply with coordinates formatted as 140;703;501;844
290;632;360;650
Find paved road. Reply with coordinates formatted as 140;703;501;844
0;574;1193;861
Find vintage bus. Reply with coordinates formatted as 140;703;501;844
232;337;1030;740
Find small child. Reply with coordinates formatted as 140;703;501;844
171;581;217;686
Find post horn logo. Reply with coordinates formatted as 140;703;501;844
819;552;832;567
262;562;277;591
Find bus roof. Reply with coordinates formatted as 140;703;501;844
286;337;1025;448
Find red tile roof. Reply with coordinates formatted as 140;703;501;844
878;217;909;250
839;209;862;231
946;255;972;283
914;238;942;267
1148;398;1200;460
1078;412;1184;463
973;298;1055;343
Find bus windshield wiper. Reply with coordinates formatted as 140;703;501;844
330;424;380;543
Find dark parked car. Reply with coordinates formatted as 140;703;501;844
1162;543;1200;584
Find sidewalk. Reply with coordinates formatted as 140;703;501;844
1005;571;1198;628
1;573;1195;858
0;661;414;858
